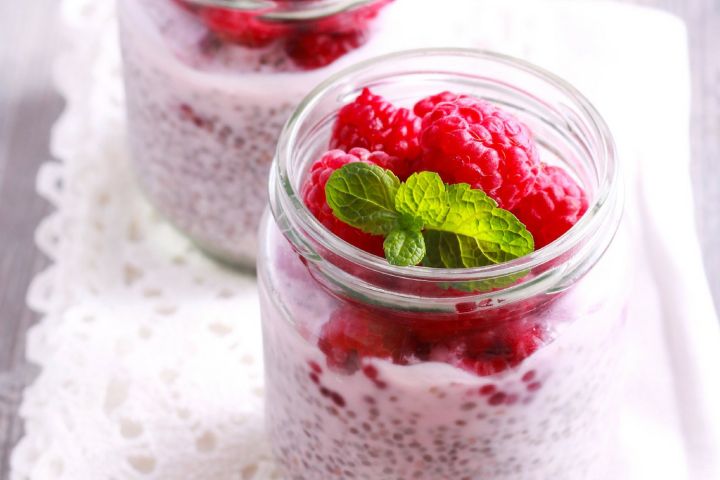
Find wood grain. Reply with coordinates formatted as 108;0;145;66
0;0;717;478
0;0;64;476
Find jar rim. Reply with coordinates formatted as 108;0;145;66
271;48;621;283
184;0;381;21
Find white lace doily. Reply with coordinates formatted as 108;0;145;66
12;1;278;478
10;0;720;479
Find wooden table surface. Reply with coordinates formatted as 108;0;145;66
0;0;718;477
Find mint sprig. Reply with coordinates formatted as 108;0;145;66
325;165;534;267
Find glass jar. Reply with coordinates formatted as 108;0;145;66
117;0;393;267
259;49;629;479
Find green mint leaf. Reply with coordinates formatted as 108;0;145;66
325;162;401;235
324;164;534;270
398;212;425;232
395;171;449;225
433;183;497;227
384;228;426;266
422;230;494;268
428;183;534;264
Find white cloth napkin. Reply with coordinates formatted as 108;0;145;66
10;0;720;479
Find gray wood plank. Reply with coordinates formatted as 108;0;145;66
0;0;63;478
0;0;717;478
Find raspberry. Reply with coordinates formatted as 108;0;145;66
400;313;479;344
465;321;545;372
348;146;409;179
196;8;288;48
317;297;555;377
318;305;415;372
430;321;546;376
330;88;422;177
286;30;368;69
512;164;588;248
272;0;391;68
413;91;468;118
184;0;391;64
302;148;394;256
417;95;541;209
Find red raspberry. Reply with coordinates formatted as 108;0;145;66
430;321;546;376
330;88;422;177
196;8;288;48
286;30;368;69
318;305;415;372
302;148;393;256
282;0;391;69
463;322;545;374
184;0;391;62
413;91;468;118
417;95;541;209
512;164;588;248
405;289;555;341
400;313;479;344
348;146;409;179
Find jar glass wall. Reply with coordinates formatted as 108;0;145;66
259;49;628;479
117;0;393;267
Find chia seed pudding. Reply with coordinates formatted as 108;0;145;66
260;218;629;479
117;0;394;266
258;50;629;479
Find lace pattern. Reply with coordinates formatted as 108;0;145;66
12;1;280;478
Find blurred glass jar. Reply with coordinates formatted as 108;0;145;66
117;0;393;267
259;49;630;479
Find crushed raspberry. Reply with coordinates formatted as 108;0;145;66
285;0;391;70
316;301;553;377
479;384;496;395
401;314;480;344
405;293;552;342
330;88;421;176
316;295;554;377
302;148;394;256
431;321;546;376
512;164;588;248
466;321;545;366
417;95;541;209
318;305;415;372
182;0;392;67
286;30;368;70
196;8;288;48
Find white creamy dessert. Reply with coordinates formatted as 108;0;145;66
259;218;630;480
117;0;398;266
